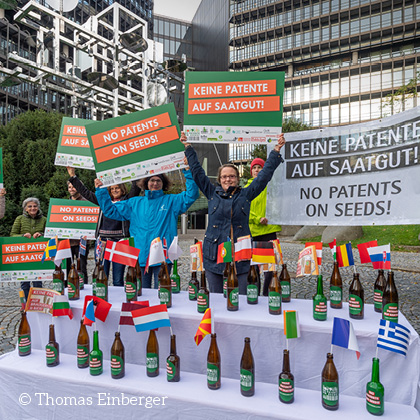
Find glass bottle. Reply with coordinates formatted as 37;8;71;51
166;334;180;382
52;264;65;295
89;330;103;376
366;357;384;416
349;273;364;319
382;271;398;323
110;331;125;379
373;269;386;313
240;337;255;396
246;265;259;305
96;264;108;302
279;263;291;303
330;261;342;309
207;333;221;390
313;275;327;321
279;349;294;404
124;265;137;302
46;324;60;367
18;311;31;357
227;262;239;311
146;329;159;377
135;260;142;296
321;353;339;410
77;257;84;290
171;260;181;293
67;262;80;300
223;263;229;298
197;270;210;313
268;270;282;315
188;271;199;301
92;261;100;296
77;319;89;369
159;263;172;308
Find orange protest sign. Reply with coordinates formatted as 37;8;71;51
63;125;87;136
50;205;99;215
60;136;90;148
2;242;46;254
2;252;44;264
49;214;99;223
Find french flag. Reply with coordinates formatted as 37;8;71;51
332;317;360;360
131;304;171;332
368;244;391;270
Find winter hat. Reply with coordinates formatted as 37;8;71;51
250;158;265;172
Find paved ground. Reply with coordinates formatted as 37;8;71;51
1;231;419;355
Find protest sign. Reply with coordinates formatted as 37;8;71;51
0;148;3;188
54;117;95;170
85;103;185;187
266;107;420;226
45;198;99;239
184;71;284;144
26;288;60;314
0;237;56;282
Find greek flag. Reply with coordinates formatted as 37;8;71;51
377;319;410;356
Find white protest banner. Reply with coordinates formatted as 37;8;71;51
266;107;420;226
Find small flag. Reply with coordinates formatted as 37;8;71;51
168;236;183;262
217;241;233;264
131;304;171;332
84;300;95;325
52;295;73;319
305;242;322;266
283;310;300;339
377;319;410;356
357;240;378;264
194;308;212;346
79;236;87;257
336;243;354;267
163;238;168;260
234;235;252;261
54;239;72;267
331;317;360;359
95;238;104;261
104;240;140;267
19;290;26;310
252;241;275;264
119;301;150;326
368;244;391;270
271;239;283;265
41;236;57;263
145;237;166;272
82;295;112;324
328;239;337;261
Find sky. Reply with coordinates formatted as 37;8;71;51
154;0;202;22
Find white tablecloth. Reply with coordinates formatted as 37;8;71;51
26;285;420;407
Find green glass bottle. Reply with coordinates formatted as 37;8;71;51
313;275;327;321
89;330;103;376
171;260;181;293
366;357;384;416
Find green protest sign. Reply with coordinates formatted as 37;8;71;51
45;198;99;240
0;237;56;282
0;148;3;188
85;103;185;187
184;71;284;144
55;117;95;170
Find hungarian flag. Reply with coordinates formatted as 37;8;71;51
104;240;140;267
283;310;300;339
42;236;57;263
217;241;232;264
234;236;252;261
79;236;87;257
131;304;171;332
52;295;73;320
145;237;166;272
305;242;322;266
54;239;72;267
194;308;211;346
368;244;391;270
168;236;183;262
328;239;337;261
119;301;150;326
271;239;283;265
252;241;275;264
336;243;354;267
84;300;95;325
357;240;378;264
82;295;112;325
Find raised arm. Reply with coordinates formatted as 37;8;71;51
169;169;199;215
95;180;132;221
67;167;98;205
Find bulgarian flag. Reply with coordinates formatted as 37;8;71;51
194;308;211;346
234;235;252;261
52;295;73;320
305;242;322;266
357;240;378;264
328;239;337;261
217;241;232;264
283;310;300;339
104;240;140;267
252;241;275;264
54;239;72;267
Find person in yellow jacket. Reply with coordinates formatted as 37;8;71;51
245;157;282;296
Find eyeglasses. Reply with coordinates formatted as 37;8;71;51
220;175;237;180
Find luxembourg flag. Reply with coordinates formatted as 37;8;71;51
331;317;360;360
131;304;171;332
368;244;391;270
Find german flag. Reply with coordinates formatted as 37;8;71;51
252;241;275;264
194;308;211;346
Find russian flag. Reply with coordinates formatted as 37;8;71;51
332;317;360;360
131;304;171;332
368;244;391;270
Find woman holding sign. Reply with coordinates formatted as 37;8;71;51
181;132;285;294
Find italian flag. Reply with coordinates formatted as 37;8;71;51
52;295;73;319
283;310;300;339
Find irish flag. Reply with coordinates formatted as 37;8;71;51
283;310;300;339
52;295;73;319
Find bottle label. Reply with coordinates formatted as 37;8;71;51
46;345;58;365
77;345;89;365
18;334;31;354
366;385;384;414
207;362;220;385
53;280;64;293
269;291;282;311
159;287;171;305
374;289;383;310
197;293;209;312
96;283;107;299
188;283;198;300
89;355;103;374
125;281;137;300
68;283;76;299
280;281;290;299
247;284;258;302
313;298;327;320
322;381;339;406
330;286;342;305
111;355;124;376
279;378;294;402
229;289;239;306
166;360;177;381
92;278;97;296
349;294;363;315
383;302;399;322
223;278;227;297
240;368;254;392
146;353;159;372
171;275;180;293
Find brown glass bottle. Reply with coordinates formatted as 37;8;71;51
18;311;31;356
240;337;255;396
246;265;259;304
76;257;84;290
146;329;159;377
67;263;80;300
330;261;343;309
125;265;137;302
197;270;210;313
46;324;60;367
92;261;100;296
135;260;142;296
52;264;65;295
382;270;399;323
373;269;386;313
188;271;199;301
279;264;291;303
321;353;339;410
227;262;239;311
96;264;108;301
223;263;229;298
268;270;282;315
166;334;180;382
77;319;89;369
159;263;172;308
111;331;125;379
207;333;221;390
279;349;294;404
349;273;364;319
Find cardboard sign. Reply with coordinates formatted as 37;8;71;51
55;117;95;170
25;288;60;314
45;198;99;239
184;71;284;144
0;237;56;282
296;246;319;277
85;103;186;187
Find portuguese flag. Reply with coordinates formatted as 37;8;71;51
252;241;275;264
217;241;233;264
52;295;73;319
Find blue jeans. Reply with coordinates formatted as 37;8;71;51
140;264;172;289
206;270;248;295
103;258;125;287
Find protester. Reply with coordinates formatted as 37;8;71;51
94;170;199;289
245;158;282;296
66;167;141;286
0;188;6;219
182;132;285;294
10;197;46;299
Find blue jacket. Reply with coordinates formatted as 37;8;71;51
185;146;284;275
95;170;199;267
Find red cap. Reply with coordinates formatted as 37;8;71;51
250;158;265;172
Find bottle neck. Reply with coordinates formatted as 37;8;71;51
317;275;324;294
282;349;290;372
371;358;380;382
200;271;206;288
170;335;177;354
93;331;99;349
49;324;56;342
173;260;178;274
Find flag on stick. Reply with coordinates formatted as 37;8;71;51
131;304;171;332
104;240;140;267
328;239;337;261
52;295;73;319
377;319;410;356
336;243;354;267
54;239;72;267
84;300;95;325
119;301;150;326
95;238;104;261
272;239;283;265
296;245;318;277
42;236;57;263
283;310;300;339
357;240;378;264
82;295;112;324
252;241;276;264
234;236;252;261
79;236;87;256
194;308;212;345
331;317;360;359
217;241;233;264
145;237;166;272
168;236;183;262
305;242;322;266
368;244;391;270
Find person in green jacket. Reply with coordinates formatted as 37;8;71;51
10;197;47;299
246;158;282;296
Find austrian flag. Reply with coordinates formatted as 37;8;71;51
104;240;140;267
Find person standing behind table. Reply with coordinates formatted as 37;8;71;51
182;132;286;295
94;169;199;289
66;167;141;286
0;188;6;219
10;197;46;300
245;158;282;296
